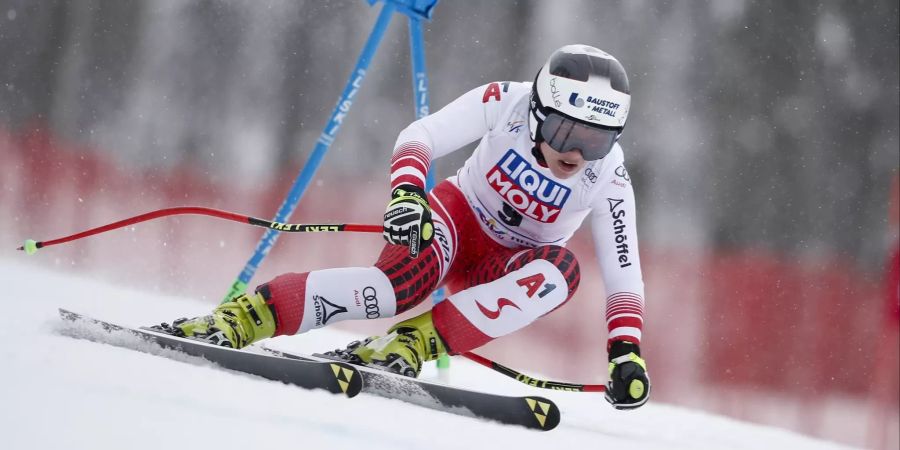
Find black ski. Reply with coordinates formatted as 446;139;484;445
57;309;362;398
58;308;560;429
262;346;561;431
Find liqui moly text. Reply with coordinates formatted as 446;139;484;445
486;149;571;223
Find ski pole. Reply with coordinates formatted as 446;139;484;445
16;206;381;255
462;351;607;393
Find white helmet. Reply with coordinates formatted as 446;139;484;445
529;45;631;160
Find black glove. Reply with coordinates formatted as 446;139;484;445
605;341;651;410
383;184;434;258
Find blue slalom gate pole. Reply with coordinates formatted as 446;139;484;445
222;0;438;303
409;14;432;185
222;2;396;302
409;18;430;124
407;6;450;374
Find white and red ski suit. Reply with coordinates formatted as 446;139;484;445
260;81;646;353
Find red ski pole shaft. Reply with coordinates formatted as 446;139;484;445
462;352;606;393
17;206;381;254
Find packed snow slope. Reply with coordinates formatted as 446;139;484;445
2;259;854;450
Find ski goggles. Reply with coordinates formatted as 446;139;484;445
540;113;620;161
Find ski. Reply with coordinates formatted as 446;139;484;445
262;346;561;431
58;308;560;429
57;309;363;398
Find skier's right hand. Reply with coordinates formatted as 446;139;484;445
383;184;434;258
605;340;651;410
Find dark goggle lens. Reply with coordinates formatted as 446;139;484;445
540;113;618;160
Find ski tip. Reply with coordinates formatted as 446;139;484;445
525;396;561;431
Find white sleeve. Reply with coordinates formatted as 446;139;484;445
394;82;510;159
589;172;646;345
390;82;515;189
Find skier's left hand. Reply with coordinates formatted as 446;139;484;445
605;341;650;410
383;184;434;258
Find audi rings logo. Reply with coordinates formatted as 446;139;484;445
614;165;630;182
362;286;381;319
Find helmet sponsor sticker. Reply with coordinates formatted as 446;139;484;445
570;92;621;118
549;77;563;107
568;92;585;107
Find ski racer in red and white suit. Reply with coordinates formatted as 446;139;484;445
172;45;651;410
391;82;644;349
377;75;650;408
387;80;646;357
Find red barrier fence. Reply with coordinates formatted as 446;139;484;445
705;250;884;395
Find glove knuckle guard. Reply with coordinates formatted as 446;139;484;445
628;379;645;399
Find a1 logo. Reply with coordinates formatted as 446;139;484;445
516;273;556;299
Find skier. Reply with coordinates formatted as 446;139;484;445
164;44;650;409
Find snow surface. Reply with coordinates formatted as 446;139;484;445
2;259;856;450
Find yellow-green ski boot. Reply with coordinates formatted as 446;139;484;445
156;292;276;349
325;310;447;377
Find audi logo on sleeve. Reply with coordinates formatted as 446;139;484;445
362;286;380;319
486;149;571;223
354;287;381;319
